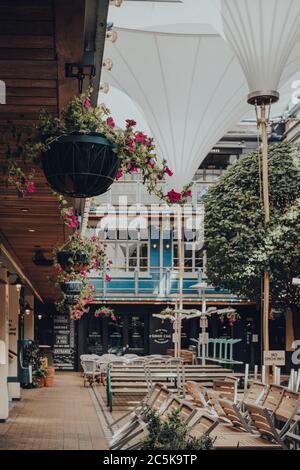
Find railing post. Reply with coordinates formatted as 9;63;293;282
165;268;171;296
103;271;107;296
134;267;139;295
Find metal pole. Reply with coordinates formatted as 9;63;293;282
260;104;270;381
177;205;183;358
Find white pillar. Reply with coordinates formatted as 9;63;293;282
24;294;34;340
0;268;9;421
8;285;21;400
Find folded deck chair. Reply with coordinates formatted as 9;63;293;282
261;384;285;414
274;389;300;436
109;384;171;450
245;403;288;449
185;381;216;416
218;399;254;433
242;381;267;407
188;413;219;440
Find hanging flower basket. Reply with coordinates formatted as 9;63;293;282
60;281;83;295
41;133;120;198
56;250;90;272
64;294;80;305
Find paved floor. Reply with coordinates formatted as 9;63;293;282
0;373;108;450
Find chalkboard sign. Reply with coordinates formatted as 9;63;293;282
53;313;75;370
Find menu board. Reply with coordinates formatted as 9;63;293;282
53;313;75;370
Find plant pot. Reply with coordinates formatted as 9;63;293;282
57;251;89;272
41;132;120;198
64;294;79;305
61;281;83;294
44;375;54;387
34;377;44;388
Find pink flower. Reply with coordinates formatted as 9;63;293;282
167;190;182;204
127;163;139;173
135;132;148;146
55;265;62;274
116;169;123;181
106;274;112;282
25;181;36;194
126;137;136;153
106;117;115;128
65;214;78;229
184;190;192;199
111;315;117;321
107;260;113;266
126;119;136;129
80;271;87;277
146;158;156;169
164;167;173;177
84;98;91;109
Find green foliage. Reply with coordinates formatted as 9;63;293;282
140;409;214;450
204;141;300;308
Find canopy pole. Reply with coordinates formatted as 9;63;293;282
177;205;183;359
260;103;270;381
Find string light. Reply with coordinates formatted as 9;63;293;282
100;83;109;94
106;30;118;43
103;58;113;71
110;0;123;7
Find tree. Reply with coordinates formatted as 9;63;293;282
204;141;300;338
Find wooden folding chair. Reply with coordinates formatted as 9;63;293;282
213;378;238;403
109;383;170;449
188;414;219;440
274;389;300;435
261;384;285;414
245;403;288;449
243;381;267;407
218;399;254;433
185;381;217;416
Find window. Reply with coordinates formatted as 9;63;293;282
106;241;149;273
173;241;204;273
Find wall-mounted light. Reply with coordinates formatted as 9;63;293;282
37;313;43;321
152;242;158;250
106;30;118;43
100;82;110;94
103;58;113;71
24;303;33;316
10;275;24;292
165;242;171;250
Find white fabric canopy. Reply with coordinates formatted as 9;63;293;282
221;0;300;96
102;26;248;190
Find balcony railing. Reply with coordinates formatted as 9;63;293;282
89;267;240;303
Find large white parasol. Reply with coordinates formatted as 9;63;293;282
102;25;248;191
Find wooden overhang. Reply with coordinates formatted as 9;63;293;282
0;0;109;302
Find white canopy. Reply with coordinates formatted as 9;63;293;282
221;0;300;98
102;26;248;190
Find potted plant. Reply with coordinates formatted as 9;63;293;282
32;367;47;388
141;409;214;450
6;88;192;202
54;231;106;273
94;306;116;321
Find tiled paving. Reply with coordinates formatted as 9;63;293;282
0;372;108;450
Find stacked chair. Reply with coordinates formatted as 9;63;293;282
108;376;300;450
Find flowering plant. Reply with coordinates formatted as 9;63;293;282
94;306;116;321
54;231;107;275
54;232;110;320
5;88;192;223
219;310;241;326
